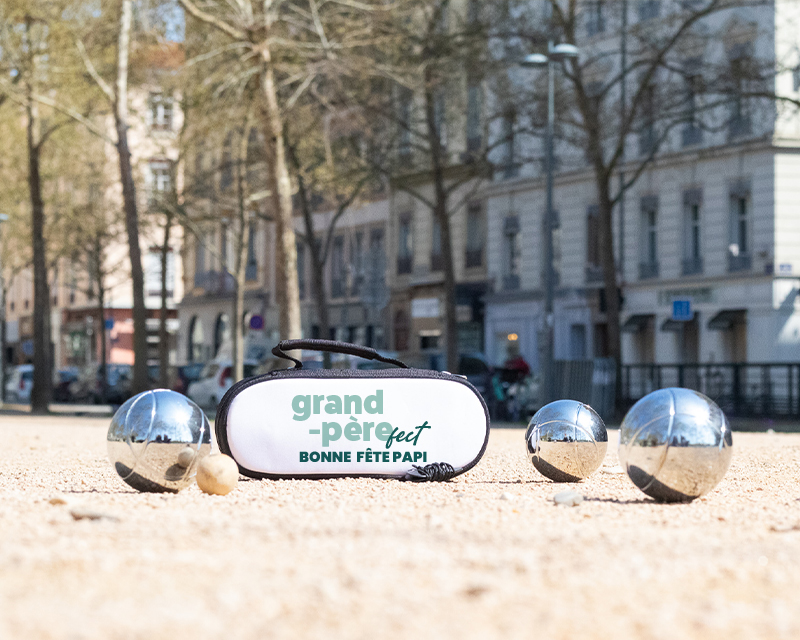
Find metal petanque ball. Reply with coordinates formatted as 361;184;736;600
525;400;608;482
618;388;732;503
107;389;212;493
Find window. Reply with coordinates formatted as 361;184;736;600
466;80;482;154
465;202;484;268
433;88;447;152
331;235;346;298
503;215;521;290
194;235;205;279
467;0;481;25
728;44;754;139
296;241;306;299
586;1;605;36
728;182;751;272
500;109;518;179
214;314;230;357
639;83;656;155
364;228;387;306
397;213;413;274
394;310;410;351
638;0;660;21
246;222;258;281
639;196;659;279
682;189;703;275
148;160;171;207
220;222;229;273
549;210;562;287
682;59;703;146
188;317;204;362
586;205;603;282
144;248;174;298
351;231;364;296
569;324;587;360
431;218;444;272
398;87;413;160
220;133;233;191
149;93;173;131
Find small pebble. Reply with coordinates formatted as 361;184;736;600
499;492;513;501
177;447;195;468
70;507;119;522
197;454;239;496
552;490;583;507
601;466;625;474
48;495;68;506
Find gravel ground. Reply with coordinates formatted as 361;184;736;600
1;414;799;640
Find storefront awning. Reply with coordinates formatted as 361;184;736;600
621;314;653;333
660;318;685;332
707;309;746;331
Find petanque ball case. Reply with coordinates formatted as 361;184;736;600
214;340;490;482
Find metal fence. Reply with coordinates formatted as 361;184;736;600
622;363;800;417
551;359;617;421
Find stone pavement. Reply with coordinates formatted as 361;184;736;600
1;414;799;640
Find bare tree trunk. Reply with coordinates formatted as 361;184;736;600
259;47;301;341
95;235;108;404
158;214;171;388
0;280;6;404
597;180;622;412
231;225;248;381
232;125;251;382
288;138;331;366
27;93;51;414
423;72;458;374
115;0;148;394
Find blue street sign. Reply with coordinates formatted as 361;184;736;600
105;318;114;330
672;299;692;321
249;314;264;330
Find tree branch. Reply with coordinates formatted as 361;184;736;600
76;39;114;104
177;0;248;41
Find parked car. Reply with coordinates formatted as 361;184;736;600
147;364;180;390
172;363;206;395
187;360;259;409
5;364;34;403
69;364;133;405
53;367;80;403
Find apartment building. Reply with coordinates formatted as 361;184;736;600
4;46;185;370
178;197;389;364
481;0;800;373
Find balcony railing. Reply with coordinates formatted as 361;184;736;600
502;273;520;291
193;270;235;295
397;256;413;275
682;256;703;276
465;247;483;269
639;261;659;280
681;124;703;147
728;253;751;273
585;264;604;283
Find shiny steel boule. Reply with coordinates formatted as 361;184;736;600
107;390;212;493
618;388;732;502
525;400;608;482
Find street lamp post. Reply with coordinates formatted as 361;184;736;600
522;42;579;405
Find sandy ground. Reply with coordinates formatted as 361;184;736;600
1;415;799;640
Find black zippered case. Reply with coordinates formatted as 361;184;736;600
214;339;490;481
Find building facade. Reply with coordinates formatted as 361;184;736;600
480;0;800;377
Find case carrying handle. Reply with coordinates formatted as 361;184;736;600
272;339;409;370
